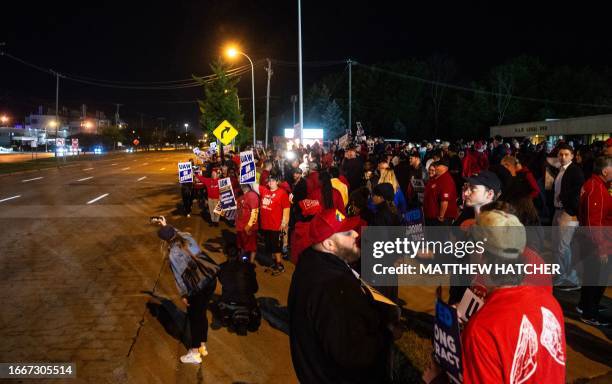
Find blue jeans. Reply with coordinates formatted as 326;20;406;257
552;209;579;285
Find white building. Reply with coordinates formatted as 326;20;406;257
490;114;612;144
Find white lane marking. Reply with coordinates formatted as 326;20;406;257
160;167;166;171
137;176;147;181
83;167;94;171
111;163;118;166
122;167;130;171
22;177;44;183
77;176;93;182
143;162;149;165
87;193;109;204
133;159;138;162
0;195;21;203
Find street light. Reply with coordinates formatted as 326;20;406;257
225;45;256;147
184;123;189;147
0;115;9;125
47;120;58;152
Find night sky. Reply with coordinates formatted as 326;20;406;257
1;0;609;135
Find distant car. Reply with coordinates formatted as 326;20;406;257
93;146;103;154
125;147;134;153
0;146;13;153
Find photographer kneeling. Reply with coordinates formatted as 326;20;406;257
216;232;261;335
153;216;219;364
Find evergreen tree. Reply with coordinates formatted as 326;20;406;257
322;99;346;140
195;61;246;146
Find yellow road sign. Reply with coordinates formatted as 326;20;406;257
213;120;238;145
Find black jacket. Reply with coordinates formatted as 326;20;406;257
342;157;365;192
288;248;391;384
558;162;584;216
369;202;401;227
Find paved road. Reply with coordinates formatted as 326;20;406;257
0;151;297;383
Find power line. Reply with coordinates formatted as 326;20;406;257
1;51;262;89
356;63;612;109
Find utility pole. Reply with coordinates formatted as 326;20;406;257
48;70;61;152
298;0;304;144
114;104;123;126
291;95;297;127
265;58;273;148
348;59;352;135
157;117;165;145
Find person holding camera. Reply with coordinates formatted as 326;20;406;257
153;216;219;364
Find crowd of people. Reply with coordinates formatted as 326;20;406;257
154;134;611;383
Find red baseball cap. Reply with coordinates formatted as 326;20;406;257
309;209;361;245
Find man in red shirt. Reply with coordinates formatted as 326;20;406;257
577;156;612;326
423;159;458;226
259;173;291;274
235;184;260;263
463;210;566;384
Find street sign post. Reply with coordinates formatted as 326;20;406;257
213;120;238;145
71;139;79;155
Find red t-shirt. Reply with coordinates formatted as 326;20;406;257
259;186;290;230
201;177;220;199
423;171;458;219
235;190;259;231
462;286;566;384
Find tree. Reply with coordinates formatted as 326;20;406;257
426;54;457;135
100;124;125;150
304;83;346;140
322;100;346;140
196;61;246;146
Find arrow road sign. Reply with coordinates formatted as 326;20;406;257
213;120;238;145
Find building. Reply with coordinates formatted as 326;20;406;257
490;114;611;145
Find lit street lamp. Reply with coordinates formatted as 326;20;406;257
184;123;189;147
47;120;58;152
226;45;256;147
0;115;9;125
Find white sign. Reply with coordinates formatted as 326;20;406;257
239;150;256;184
71;138;79;149
30;140;38;148
456;288;485;323
56;138;65;147
193;147;201;156
178;162;193;184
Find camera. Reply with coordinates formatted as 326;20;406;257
150;216;163;224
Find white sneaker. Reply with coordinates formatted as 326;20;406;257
179;348;202;364
198;343;208;357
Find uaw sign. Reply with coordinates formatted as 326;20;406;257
218;177;237;211
178;162;193;184
433;299;463;383
239;150;256;184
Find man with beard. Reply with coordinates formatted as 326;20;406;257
288;209;394;383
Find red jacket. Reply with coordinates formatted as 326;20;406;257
578;175;612;256
517;167;540;199
462;150;489;178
